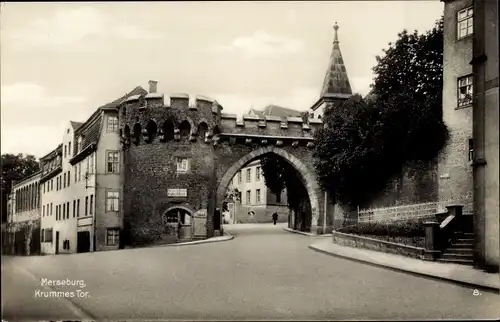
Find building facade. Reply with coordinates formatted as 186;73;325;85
5;171;42;255
438;0;474;209
39;86;146;254
470;0;499;272
228;160;289;224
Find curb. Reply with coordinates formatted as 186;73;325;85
165;232;234;247
283;227;332;238
308;244;500;293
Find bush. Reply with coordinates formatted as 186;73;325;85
339;219;426;238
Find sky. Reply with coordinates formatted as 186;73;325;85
1;1;444;158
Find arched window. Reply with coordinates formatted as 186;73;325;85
146;120;157;141
162;119;175;142
179;121;191;141
133;123;142;144
198;122;208;140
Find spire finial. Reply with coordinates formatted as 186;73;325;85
333;21;339;43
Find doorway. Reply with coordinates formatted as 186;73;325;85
55;231;60;254
77;231;91;253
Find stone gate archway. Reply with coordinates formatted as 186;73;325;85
215;146;322;232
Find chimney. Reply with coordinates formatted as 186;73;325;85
148;80;158;93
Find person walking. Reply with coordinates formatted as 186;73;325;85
272;212;278;225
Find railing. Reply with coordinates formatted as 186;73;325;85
358;199;473;223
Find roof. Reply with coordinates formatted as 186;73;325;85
70;121;83;130
249;105;303;118
320;22;353;99
72;85;147;158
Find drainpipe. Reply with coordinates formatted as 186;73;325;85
323;191;327;234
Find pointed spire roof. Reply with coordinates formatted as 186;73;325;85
320;22;352;99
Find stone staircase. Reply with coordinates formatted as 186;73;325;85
438;231;474;266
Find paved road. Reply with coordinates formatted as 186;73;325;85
2;223;499;320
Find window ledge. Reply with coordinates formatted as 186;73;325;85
456;34;473;42
472;158;487;167
455;103;472;110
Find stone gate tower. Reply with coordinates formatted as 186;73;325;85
119;81;223;245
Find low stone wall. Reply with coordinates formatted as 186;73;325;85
332;231;425;259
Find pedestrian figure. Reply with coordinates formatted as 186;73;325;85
272;212;278;225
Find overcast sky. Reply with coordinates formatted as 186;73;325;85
1;1;443;158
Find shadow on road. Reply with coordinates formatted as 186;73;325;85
223;223;288;236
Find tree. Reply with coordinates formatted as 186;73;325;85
313;16;448;207
1;154;40;222
260;155;305;209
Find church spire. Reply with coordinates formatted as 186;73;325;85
320;22;352;98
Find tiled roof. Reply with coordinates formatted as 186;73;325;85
320;22;353;98
263;105;303;118
249;105;303;118
70;121;83;130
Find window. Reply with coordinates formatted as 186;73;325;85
90;195;93;214
106;191;119;212
176;157;189;173
64;145;67;158
43;183;45;194
66;202;70;219
85;196;89;216
78;163;81;181
457;7;473;39
43;205;46;217
238;171;242;183
89;154;94;174
62;204;65;220
73;200;76;218
74;166;77;182
45;229;53;242
246;190;251;204
107;116;119;132
50;179;53;191
256;166;261;181
67;171;70;187
56;205;59;220
63;173;67;188
106;228;120;246
468;138;474;163
50;203;53;216
107;151;120;173
246;168;251;182
256;189;261;203
41;229;45;242
77;199;80;217
77;137;82;153
458;75;473;107
68;142;72;157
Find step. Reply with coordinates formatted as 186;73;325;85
453;232;474;237
441;253;474;260
449;243;474;248
444;248;474;254
437;258;474;265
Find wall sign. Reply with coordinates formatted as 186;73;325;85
168;188;187;197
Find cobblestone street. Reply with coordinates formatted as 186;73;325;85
2;224;499;320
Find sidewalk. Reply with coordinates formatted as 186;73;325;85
309;238;500;292
283;227;332;237
163;232;234;246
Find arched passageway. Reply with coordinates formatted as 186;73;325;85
216;146;321;233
